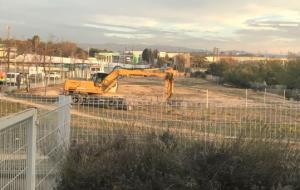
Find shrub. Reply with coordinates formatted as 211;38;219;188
57;133;300;190
207;61;300;90
191;71;206;79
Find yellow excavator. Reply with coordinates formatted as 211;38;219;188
63;67;175;108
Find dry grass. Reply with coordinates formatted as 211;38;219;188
57;132;300;190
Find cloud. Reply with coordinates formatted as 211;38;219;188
0;0;300;53
83;23;137;33
92;14;159;28
104;33;154;39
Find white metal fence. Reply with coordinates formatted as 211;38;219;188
0;93;299;189
0;96;71;190
70;97;300;145
0;109;36;190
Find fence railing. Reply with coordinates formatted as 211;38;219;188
70;97;300;145
0;109;36;190
0;96;71;190
2;93;299;145
0;93;299;189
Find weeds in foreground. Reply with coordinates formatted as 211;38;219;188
57;133;300;190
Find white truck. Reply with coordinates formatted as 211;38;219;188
6;73;24;86
47;72;61;79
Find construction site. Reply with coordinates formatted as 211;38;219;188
0;30;299;190
0;65;300;190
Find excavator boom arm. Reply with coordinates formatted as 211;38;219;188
101;68;174;99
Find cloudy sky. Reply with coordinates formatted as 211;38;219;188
0;0;299;53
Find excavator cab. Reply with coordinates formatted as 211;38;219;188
92;73;109;84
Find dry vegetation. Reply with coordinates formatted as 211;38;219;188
57;133;300;190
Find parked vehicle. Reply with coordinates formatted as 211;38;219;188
6;73;24;86
29;73;44;82
47;72;61;79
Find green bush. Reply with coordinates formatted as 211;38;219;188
207;61;300;90
57;133;300;190
191;71;206;79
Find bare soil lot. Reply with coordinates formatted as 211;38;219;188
24;76;288;105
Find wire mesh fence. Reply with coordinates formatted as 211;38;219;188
0;93;299;189
0;96;71;190
0;98;30;117
0;109;36;190
34;96;71;190
1;93;299;146
70;97;300;146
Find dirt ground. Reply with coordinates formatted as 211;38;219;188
24;76;287;105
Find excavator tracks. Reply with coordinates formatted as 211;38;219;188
71;94;129;110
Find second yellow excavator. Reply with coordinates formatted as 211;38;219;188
63;67;175;108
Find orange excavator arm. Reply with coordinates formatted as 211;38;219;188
100;68;175;100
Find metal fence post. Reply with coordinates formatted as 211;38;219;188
58;95;72;147
65;96;71;146
245;89;248;108
206;89;209;109
27;109;37;190
264;88;266;105
283;89;286;104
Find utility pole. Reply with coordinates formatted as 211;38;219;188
6;26;11;73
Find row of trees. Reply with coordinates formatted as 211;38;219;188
0;35;88;59
88;48;113;57
0;35;88;95
207;61;300;89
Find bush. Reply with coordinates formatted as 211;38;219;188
207;61;300;90
57;133;300;190
191;71;206;79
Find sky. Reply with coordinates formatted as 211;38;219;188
0;0;300;53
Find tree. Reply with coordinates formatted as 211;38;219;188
89;48;112;57
32;35;40;53
191;55;208;69
153;49;159;59
175;55;186;72
281;61;300;89
207;62;230;77
263;62;285;86
142;48;154;64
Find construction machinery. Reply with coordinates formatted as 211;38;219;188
63;67;175;109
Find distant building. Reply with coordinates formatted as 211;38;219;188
96;52;120;63
159;52;183;59
205;56;288;63
123;51;143;64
